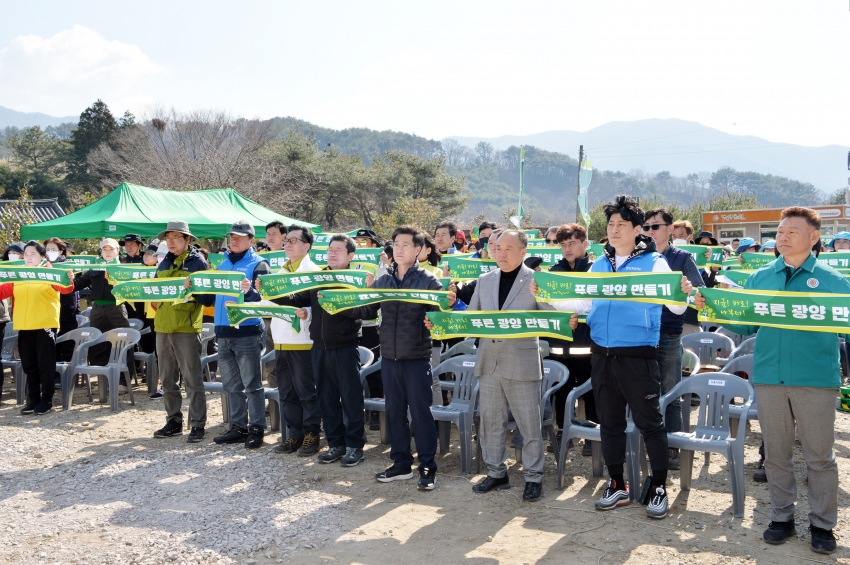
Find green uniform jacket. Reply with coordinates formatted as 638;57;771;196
154;248;209;334
724;252;850;388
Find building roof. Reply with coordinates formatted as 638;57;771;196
0;198;65;227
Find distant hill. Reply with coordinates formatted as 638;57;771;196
449;119;849;193
0;105;77;129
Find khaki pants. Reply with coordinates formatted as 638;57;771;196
158;332;206;428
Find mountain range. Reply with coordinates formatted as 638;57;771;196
448;118;849;193
0;105;77;129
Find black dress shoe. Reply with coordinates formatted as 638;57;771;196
523;481;543;502
472;475;510;493
213;426;248;444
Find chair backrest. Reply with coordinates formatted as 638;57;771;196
665;372;754;441
200;323;216;346
127;319;144;331
564;378;592;423
1;328;18;360
100;328;142;365
76;314;89;328
439;338;476;362
682;348;701;375
538;340;550;359
359;358;382;387
434;355;478;404
727;336;756;361
699;322;718;333
541;360;568;410
358;346;375;368
57;327;103;365
681;332;735;365
722;354;754;381
716;326;746;347
80;307;92;319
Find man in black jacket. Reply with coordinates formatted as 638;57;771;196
287;235;367;467
343;226;455;491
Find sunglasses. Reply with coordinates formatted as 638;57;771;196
642;223;670;232
545;239;558;244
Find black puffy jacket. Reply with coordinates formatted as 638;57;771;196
283;285;362;351
546;253;592;351
343;262;442;361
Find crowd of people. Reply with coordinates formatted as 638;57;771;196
1;195;846;555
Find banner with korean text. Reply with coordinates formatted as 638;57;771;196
426;311;574;341
319;289;451;314
258;270;367;299
533;271;688;306
226;303;301;331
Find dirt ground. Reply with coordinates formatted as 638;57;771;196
1;380;850;565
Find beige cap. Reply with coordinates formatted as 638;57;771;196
100;238;120;249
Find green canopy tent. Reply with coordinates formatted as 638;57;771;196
20;182;319;240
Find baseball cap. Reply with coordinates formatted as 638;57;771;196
120;234;143;245
354;229;381;246
228;221;255;237
100;238;120;249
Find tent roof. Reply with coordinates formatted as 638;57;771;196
20;183;319;240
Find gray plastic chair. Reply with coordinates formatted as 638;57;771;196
681;332;735;366
73;328;141;413
360;359;386;443
538;341;550;359
57;327;102;410
557;379;604;488
431;355;479;475
75;314;89;328
699;322;719;333
358;346;374;368
1;327;24;404
682;348;701;376
724;354;758;429
439;338;476;362
659;372;754;518
720;337;756;366
199;323;218;381
716;326;747;347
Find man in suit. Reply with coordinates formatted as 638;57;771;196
468;229;553;502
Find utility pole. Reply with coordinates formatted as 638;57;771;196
576;145;584;224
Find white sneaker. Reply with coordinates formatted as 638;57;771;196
646;486;668;519
595;479;630;510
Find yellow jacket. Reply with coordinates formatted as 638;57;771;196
0;281;74;331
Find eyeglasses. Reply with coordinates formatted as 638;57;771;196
545;239;558;244
392;243;417;250
165;235;186;242
642;223;670;232
284;238;306;245
327;247;348;254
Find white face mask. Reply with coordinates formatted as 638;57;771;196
7;253;20;261
46;250;60;261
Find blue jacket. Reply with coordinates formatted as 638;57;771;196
213;248;268;338
587;238;664;350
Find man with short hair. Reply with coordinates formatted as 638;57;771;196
434;222;459;255
471;222;497;259
671;220;694;244
211;221;271;449
731;238;740;253
695;207;847;554
288;235;366;467
642;208;705;470
120;234;144;264
152;221;215;443
265;221;286;252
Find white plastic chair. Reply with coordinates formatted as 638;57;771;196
73;328;141;413
57;327;102;410
431;355;479;475
681;332;735;366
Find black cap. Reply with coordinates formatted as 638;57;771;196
119;234;143;245
144;243;159;254
354;229;381;246
524;257;544;270
227;221;255;237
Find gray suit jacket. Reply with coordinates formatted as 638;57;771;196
468;264;553;380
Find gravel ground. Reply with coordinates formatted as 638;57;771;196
2;381;850;565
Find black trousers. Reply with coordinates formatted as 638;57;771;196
276;349;321;439
313;347;365;449
89;304;130;366
56;318;78;362
552;355;597;428
591;352;668;478
19;328;57;405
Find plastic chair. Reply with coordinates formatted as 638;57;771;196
79;307;92;319
200;323;218;381
76;314;89;328
1;327;24;404
659;372;754;518
699;322;718;333
439;338;476;362
358;346;374;369
681;332;735;366
716;326;746;347
681;348;701;432
538;341;550;359
722;337;756;365
360;360;386;443
72;328;141;413
261;349;279;432
431;355;479;475
557;379;605;488
56;327;102;410
724;354;758;429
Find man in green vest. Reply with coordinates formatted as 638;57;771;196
151;221;216;443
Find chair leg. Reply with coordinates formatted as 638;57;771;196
269;399;280;432
591;441;604;478
109;370;120;413
473;415;482;475
61;368;73;411
124;370;135;406
15;365;25;405
626;432;643;501
680;449;694;490
438;420;451;453
379;411;388;445
557;431;569;490
458;417;471;475
729;444;746;519
514;446;522;465
220;392;230;424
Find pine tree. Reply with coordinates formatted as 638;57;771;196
66;99;119;188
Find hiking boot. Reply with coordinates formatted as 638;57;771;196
20;401;38;415
154;420;183;438
810;525;837;554
523;481;542;502
646;485;668;519
375;465;414;483
595;479;630;510
214;426;248;445
472;475;510;493
317;445;346;464
582;440;594;457
274;437;303;454
297;432;320;457
35;401;53;415
418;467;436;490
667;448;680;471
187;427;205;443
341;447;366;467
754;459;767;482
763;520;796;544
245;425;264;449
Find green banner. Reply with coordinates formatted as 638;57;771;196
439;277;452;290
444;256;498;280
184;271;245;301
64;255;101;266
226;303;301;332
308;247;381;266
258;250;288;269
0;265;73;287
111;277;186;302
818;252;850;269
319;289;451;314
723;257;743;270
676;245;724;269
715;269;754;288
259;269;367;299
0;260;25;266
526;238;549;247
589;243;605;258
740;252;775;270
207;253;226;269
525;246;564;266
104;265;158;282
698;287;850;333
534;271;688;305
426;310;574;341
313;233;338;246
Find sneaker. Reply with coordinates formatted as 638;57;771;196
154;420;183;438
317;446;346;464
754;460;767;483
245;425;264;449
375;466;414;483
274;437;303;454
20;401;38;415
595;479;630;510
341;447;366;467
646;485;668;519
297;432;320;457
582;440;594;457
763;520;796;545
149;389;164;399
187;427;205;443
667;448;680;471
418;467;436;490
213;426;248;445
35;401;53;415
810;525;837;554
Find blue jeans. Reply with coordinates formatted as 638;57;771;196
218;330;267;430
657;332;684;434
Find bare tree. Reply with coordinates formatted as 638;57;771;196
442;139;475;167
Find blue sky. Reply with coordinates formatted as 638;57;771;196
1;0;847;146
